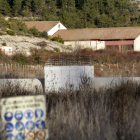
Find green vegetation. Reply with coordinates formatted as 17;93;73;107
12;53;29;64
0;0;139;28
7;30;15;35
29;26;40;37
0;14;48;38
40;31;48;39
2;42;6;46
54;47;60;52
51;35;64;44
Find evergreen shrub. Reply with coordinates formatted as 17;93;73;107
12;53;28;64
51;35;64;44
2;42;6;46
29;27;40;37
54;47;60;52
25;34;31;37
7;30;15;35
40;31;48;39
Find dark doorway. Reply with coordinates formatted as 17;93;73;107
106;45;119;51
121;45;133;52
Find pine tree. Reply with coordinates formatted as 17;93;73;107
41;0;58;21
0;0;11;15
21;0;32;16
81;2;89;28
0;14;9;28
32;0;45;16
59;0;78;28
59;7;72;28
12;0;22;16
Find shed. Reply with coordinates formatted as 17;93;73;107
25;21;67;36
0;46;12;55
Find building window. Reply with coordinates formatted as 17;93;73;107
58;24;60;29
9;49;11;53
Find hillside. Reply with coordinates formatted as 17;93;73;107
0;35;72;55
0;0;140;28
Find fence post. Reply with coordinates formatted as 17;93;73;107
23;65;24;75
18;63;19;71
133;63;135;71
100;65;103;71
8;64;10;72
5;63;7;73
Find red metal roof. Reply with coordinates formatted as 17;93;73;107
52;27;140;41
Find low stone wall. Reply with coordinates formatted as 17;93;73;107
0;79;43;93
90;77;140;91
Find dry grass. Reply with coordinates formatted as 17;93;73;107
46;81;140;140
1;80;140;140
94;63;140;77
0;64;44;78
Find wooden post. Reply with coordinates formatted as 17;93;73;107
18;63;19;71
23;65;24;74
133;63;135;71
5;63;7;73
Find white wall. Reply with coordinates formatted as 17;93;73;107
48;23;67;36
134;35;140;51
64;40;105;50
0;46;12;55
44;66;94;92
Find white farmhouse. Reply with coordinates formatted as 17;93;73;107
0;46;12;55
25;21;67;36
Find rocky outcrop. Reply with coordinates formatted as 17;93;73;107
0;35;72;55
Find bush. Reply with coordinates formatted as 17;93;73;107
0;14;9;28
51;35;64;44
40;31;48;39
2;42;6;46
7;30;15;35
0;31;6;35
30;48;43;64
37;41;47;47
12;53;28;64
54;47;60;52
16;31;25;36
25;34;31;37
29;27;40;37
